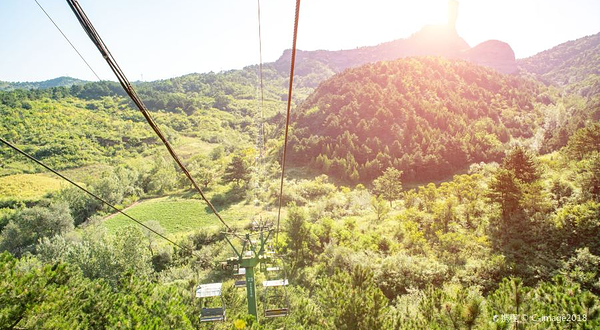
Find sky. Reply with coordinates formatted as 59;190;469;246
1;0;599;82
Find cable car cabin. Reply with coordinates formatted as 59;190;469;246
196;283;226;322
234;267;246;288
262;279;290;318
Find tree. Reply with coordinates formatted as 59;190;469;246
144;155;178;194
371;195;390;222
502;146;540;184
560;247;600;294
223;152;251;186
37;227;153;287
0;203;74;256
566;123;600;160
373;167;403;207
58;187;101;226
317;265;389;330
487;169;522;222
188;155;218;189
0;252;194;329
577;152;600;202
141;220;165;257
285;204;313;270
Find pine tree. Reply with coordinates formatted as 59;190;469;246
502;146;540;184
373;167;403;207
223;153;251;186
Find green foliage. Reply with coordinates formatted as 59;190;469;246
553;201;600;256
144;155;179;194
37;226;153;285
377;253;449;300
223;150;252;187
316;265;389;330
0;202;73;256
518;32;600;86
487;168;522;221
0;96;160;174
566;123;600;160
0;173;64;200
577;152;600;202
373;167;403;207
371;195;390;221
291;57;544;183
502;146;540;184
561;248;600;295
0;251;194;329
285;204;314;271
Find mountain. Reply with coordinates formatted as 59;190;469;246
0;76;89;91
462;40;517;74
518;32;600;86
289;57;545;183
275;1;517;76
274;25;520;77
274;24;470;75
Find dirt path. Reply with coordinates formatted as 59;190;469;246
102;201;141;221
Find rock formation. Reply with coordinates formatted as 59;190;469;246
275;1;518;75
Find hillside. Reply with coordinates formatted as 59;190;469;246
289;57;545;183
0;76;89;91
0;64;302;176
518;32;600;86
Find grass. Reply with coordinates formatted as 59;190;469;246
174;135;216;159
0;173;66;200
60;164;114;183
102;196;263;236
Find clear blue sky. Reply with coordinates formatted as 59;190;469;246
1;0;599;82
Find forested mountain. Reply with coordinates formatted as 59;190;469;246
518;32;600;86
0;76;88;91
289;57;546;183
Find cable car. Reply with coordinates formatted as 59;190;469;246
262;279;290;318
196;283;226;322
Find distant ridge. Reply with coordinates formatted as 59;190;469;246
0;76;89;91
518;32;600;86
275;1;517;76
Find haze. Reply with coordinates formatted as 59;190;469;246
1;0;599;82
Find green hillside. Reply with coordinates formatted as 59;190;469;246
0;76;89;91
290;57;547;183
518;32;600;86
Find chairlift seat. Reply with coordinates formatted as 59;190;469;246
196;282;222;298
200;307;225;322
266;267;280;272
265;308;289;318
263;279;288;287
234;280;246;288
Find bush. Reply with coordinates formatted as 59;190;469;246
0;203;73;256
